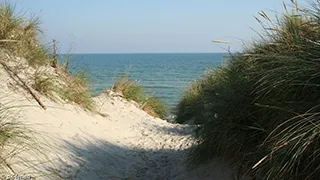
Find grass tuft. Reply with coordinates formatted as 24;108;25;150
59;71;96;112
113;75;168;119
113;75;145;102
0;97;40;175
32;68;56;98
0;2;50;66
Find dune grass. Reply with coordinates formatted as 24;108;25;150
32;68;56;97
0;2;97;175
113;75;145;102
0;103;27;173
0;2;97;112
113;75;168;119
176;1;320;179
60;71;96;111
0;97;42;175
0;2;49;66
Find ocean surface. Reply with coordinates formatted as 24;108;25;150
65;53;228;109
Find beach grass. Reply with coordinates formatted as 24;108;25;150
0;104;25;173
113;75;168;119
0;2;50;66
174;80;204;124
176;1;320;179
113;75;146;102
0;2;97;112
32;68;57;97
0;97;44;175
60;71;96;111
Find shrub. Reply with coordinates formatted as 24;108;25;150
176;1;320;179
113;75;168;119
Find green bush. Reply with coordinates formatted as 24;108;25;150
176;1;320;179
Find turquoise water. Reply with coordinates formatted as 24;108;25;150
66;53;228;109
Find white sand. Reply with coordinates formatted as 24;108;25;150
0;63;234;180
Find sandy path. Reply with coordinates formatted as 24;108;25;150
0;66;233;180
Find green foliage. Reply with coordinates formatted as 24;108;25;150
176;1;320;179
60;71;96;112
32;68;57;98
142;97;168;119
113;75;168;119
0;103;27;148
175;80;204;124
0;2;50;66
114;75;145;102
0;99;34;173
0;2;96;112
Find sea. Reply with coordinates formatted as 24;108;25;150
64;53;228;110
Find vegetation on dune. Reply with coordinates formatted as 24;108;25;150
113;75;145;102
0;2;49;66
32;68;56;97
0;99;48;175
113;75;168;119
0;2;97;175
0;2;96;111
176;1;320;179
0;104;25;173
60;71;96;111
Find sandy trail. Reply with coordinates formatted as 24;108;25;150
0;65;233;180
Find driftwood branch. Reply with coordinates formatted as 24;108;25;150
0;60;47;110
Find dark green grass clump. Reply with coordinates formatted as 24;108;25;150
175;1;320;179
112;75;168;119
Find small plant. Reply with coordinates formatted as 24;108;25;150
113;75;145;102
32;68;56;97
141;97;168;119
60;71;96;111
0;105;27;173
112;75;168;119
0;97;41;175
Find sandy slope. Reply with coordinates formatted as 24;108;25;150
0;64;233;180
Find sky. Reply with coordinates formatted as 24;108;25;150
7;0;308;53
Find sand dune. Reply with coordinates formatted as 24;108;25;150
0;63;233;180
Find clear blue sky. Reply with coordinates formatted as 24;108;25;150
10;0;308;53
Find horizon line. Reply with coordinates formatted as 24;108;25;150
60;52;230;54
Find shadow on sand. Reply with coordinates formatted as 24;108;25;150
46;133;234;180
